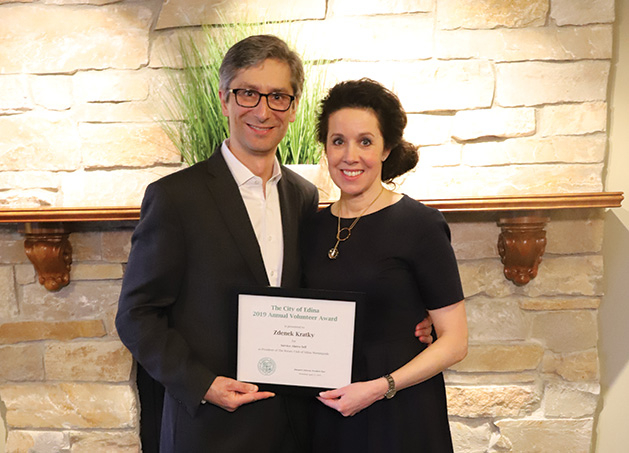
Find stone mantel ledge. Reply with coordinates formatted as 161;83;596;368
0;192;623;290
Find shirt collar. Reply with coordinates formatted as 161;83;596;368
221;141;282;187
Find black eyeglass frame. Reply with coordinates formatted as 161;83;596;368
227;88;296;112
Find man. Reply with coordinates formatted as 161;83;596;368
116;35;432;452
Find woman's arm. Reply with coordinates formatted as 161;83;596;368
390;300;467;391
317;300;467;417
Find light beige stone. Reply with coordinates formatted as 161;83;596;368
30;75;73;111
445;371;536;385
71;264;124;281
496;61;610;107
60;167;183;207
449;421;493;453
551;0;614;25
0;230;28;264
457;260;515;299
291;16;434;62
543;349;599;381
20;281;122;321
495;418;594;453
523;255;604;297
68;430;140;453
0;189;59;208
45;340;132;381
415;145;461;168
465;296;529;341
0;113;81;171
0;265;18;318
2;383;137;429
328;0;433;16
103;305;120;337
451;343;543;372
155;0;326;29
546;213;604;254
0;4;151;74
43;0;124;4
0;75;32;111
325;60;495;112
406;114;453;147
74;70;150;103
519;297;601;311
0;320;106;345
394;59;495;112
544;381;599;417
452;108;536;141
449;221;500;260
399;163;604;199
102;230;133;263
538;102;607;136
73;101;159;123
14;264;35;285
0;171;59;191
438;0;548;30
462;134;606;166
79;123;180;169
147;68;179;107
71;232;102;262
531;310;598;353
149;27;207;69
436;25;613;61
6;430;70;453
447;385;540;417
0;344;44;381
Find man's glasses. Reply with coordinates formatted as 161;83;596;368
228;89;295;112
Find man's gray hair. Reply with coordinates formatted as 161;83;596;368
219;34;305;98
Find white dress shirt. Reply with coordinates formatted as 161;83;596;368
221;142;284;287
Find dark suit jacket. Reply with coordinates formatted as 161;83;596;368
116;150;319;452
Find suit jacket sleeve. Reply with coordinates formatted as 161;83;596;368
116;181;215;416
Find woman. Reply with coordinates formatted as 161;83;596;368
301;79;467;452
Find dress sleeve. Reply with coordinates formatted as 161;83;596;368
409;206;464;310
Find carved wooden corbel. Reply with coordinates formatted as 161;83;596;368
497;216;549;286
23;223;72;291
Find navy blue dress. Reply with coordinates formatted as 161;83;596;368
301;195;464;453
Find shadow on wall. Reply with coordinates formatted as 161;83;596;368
600;211;629;386
1;396;6;453
595;210;629;452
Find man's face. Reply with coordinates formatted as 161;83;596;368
219;58;298;159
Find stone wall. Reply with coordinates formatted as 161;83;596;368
0;224;140;452
0;0;613;205
0;0;615;452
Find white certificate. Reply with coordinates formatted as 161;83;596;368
237;288;357;392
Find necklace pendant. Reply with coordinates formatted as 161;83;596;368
328;247;339;260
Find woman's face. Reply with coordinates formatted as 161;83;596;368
325;108;391;198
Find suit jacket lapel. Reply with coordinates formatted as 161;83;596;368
203;150;269;286
278;171;300;287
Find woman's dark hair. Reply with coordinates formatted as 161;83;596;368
317;78;418;182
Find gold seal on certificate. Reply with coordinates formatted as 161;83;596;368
237;287;359;394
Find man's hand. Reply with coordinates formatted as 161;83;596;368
203;376;274;412
415;314;434;345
